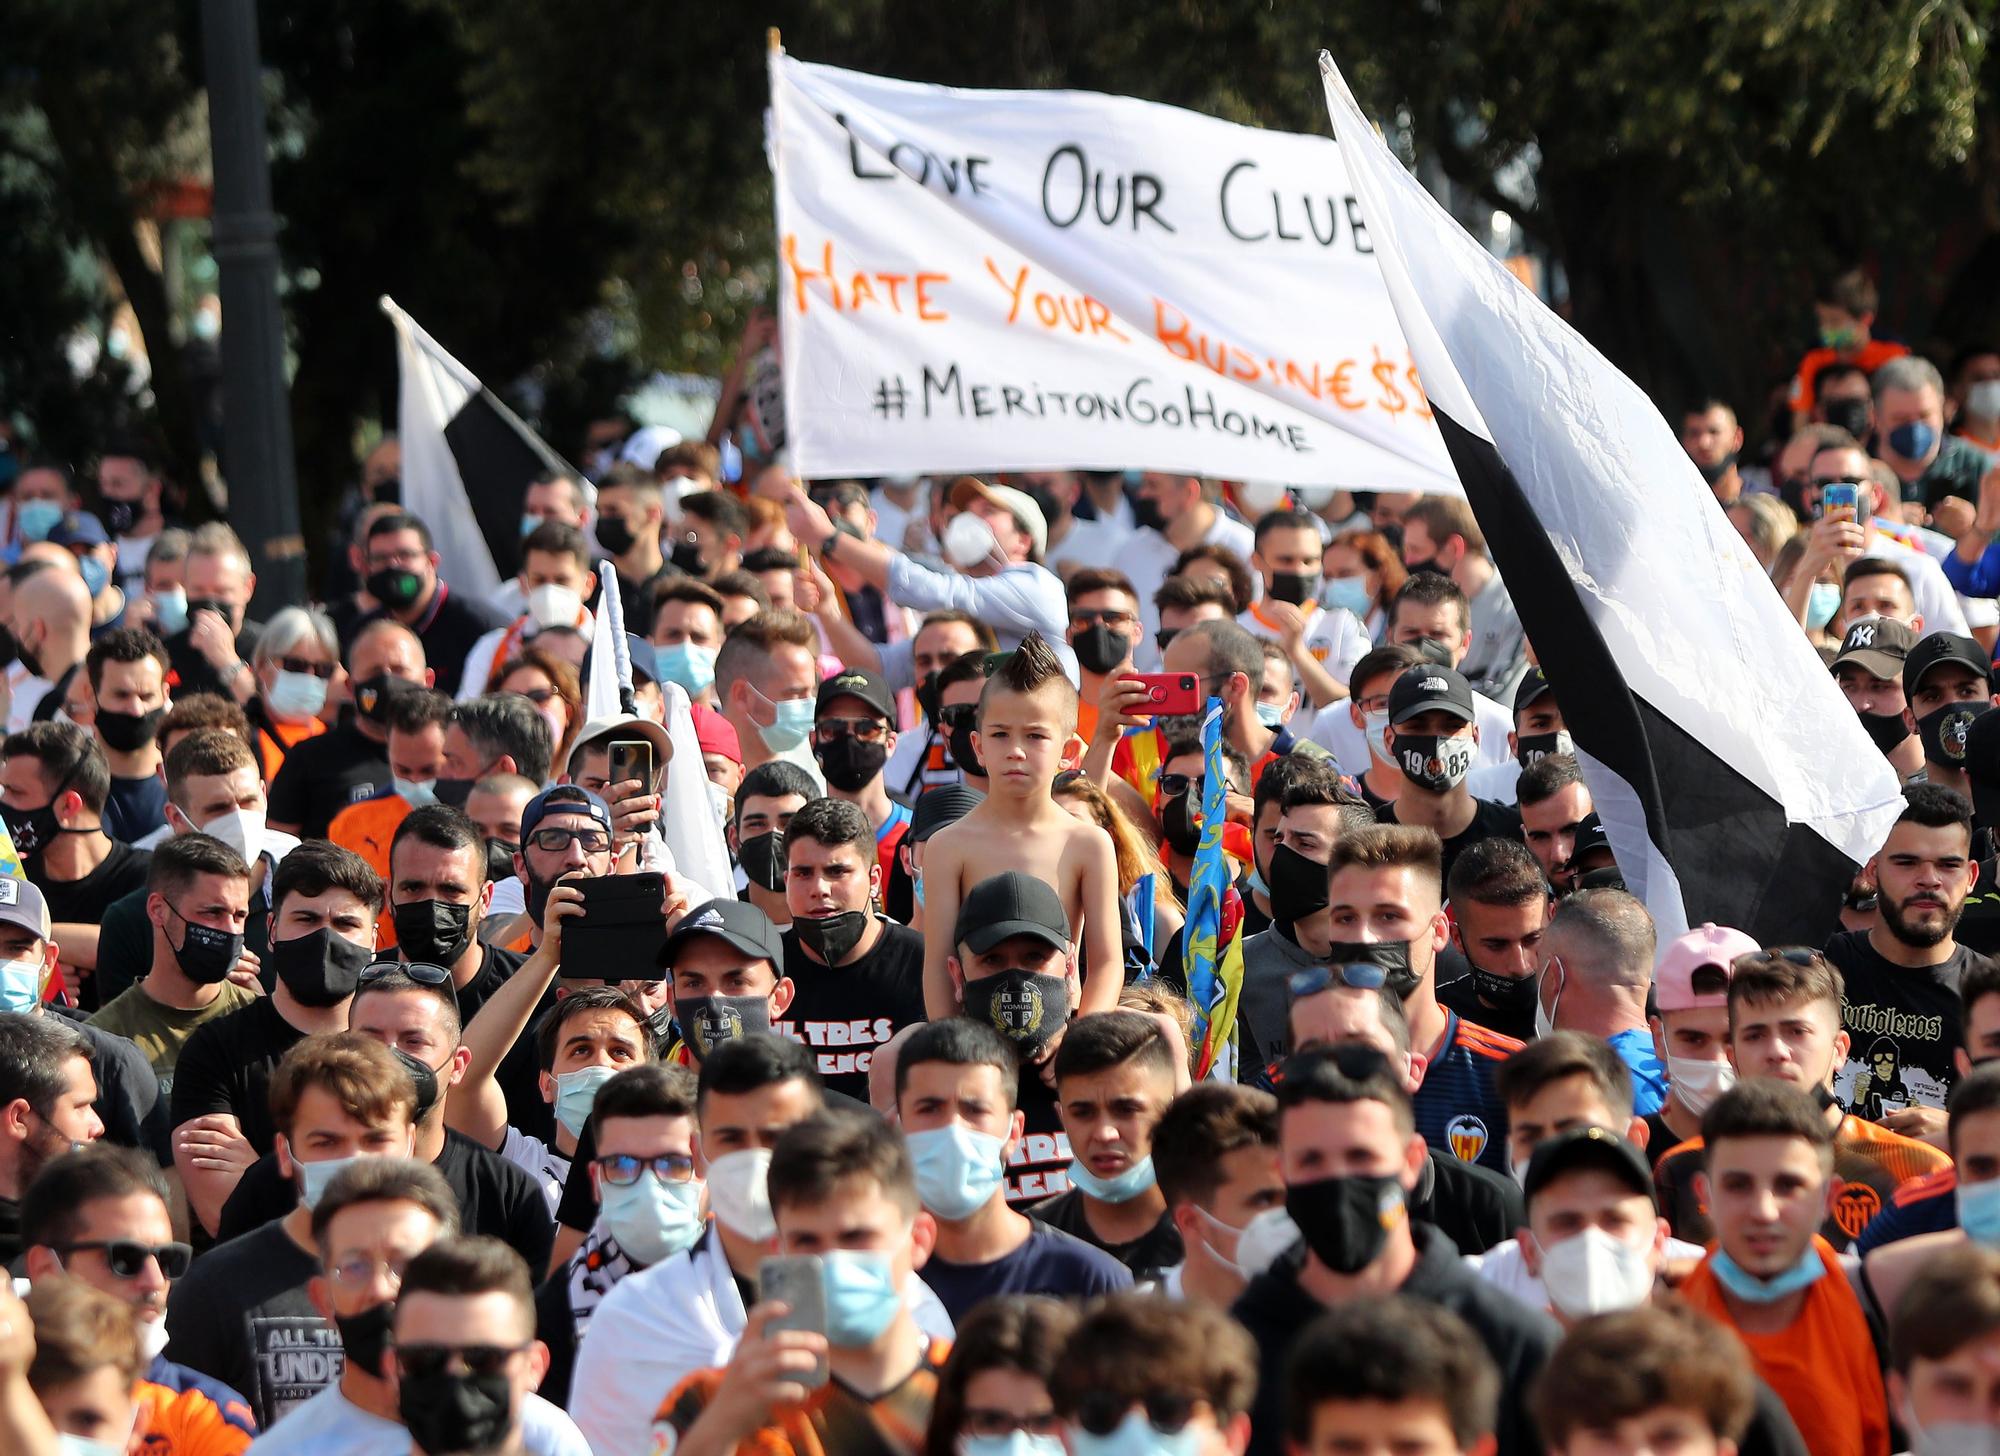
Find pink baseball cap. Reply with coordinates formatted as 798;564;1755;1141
1655;923;1760;1011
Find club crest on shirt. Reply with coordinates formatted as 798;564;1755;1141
1446;1113;1489;1163
1831;1182;1882;1240
991;983;1045;1036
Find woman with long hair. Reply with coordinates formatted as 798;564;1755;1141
494;646;582;778
1322;528;1406;639
1054;770;1183;979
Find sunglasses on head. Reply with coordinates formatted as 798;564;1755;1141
1287;962;1388;999
394;1343;530;1382
61;1239;192;1280
360;960;454;989
1073;1392;1203;1438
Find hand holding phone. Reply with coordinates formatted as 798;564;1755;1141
756;1257;830;1388
1819;482;1860;525
1122;672;1201;717
701;1300;830;1438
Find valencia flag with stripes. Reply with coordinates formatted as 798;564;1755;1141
1319;55;1904;946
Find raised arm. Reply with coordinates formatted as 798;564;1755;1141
450;888;577;1149
920;829;968;1020
1075;826;1123;1016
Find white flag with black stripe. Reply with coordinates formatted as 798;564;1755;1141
1320;56;1904;945
381;296;580;598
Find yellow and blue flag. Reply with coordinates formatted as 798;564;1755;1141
1183;700;1245;1080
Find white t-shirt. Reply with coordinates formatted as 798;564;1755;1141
1124;512;1258;666
5;664;50;733
1045;516;1132;579
1235;603;1371;686
1465;758;1523;805
499;1125;571;1214
246;1382;588;1456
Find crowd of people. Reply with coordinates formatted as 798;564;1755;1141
0;282;1998;1455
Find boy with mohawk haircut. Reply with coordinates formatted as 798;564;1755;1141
921;632;1122;1020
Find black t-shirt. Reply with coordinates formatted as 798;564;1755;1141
920;1221;1132;1324
168;996;306;1152
456;943;527;1027
355;586;509;697
51;1006;171;1162
1436;971;1538;1044
616;566;678;635
37;840;152;940
776;919;928;1103
1006;1060;1071;1205
166;619;264;700
104;774;169;845
162;1218;330;1431
1959;857;2000;957
1028;1188;1184;1278
1383;798;1523;885
1825;928;1985;1116
266;721;390;839
1414;1148;1523;1256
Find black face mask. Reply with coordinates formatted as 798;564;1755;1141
485;838;519;885
1155;628;1177;656
814;734;887;793
1918;701;1992;769
1822;397;1873;442
393;899;474;967
736;831;786;893
676;993;773;1059
433;777;475;810
352;673;417;727
596;514;638;557
3;802;60;860
371;476;402;506
272;927;372;1007
1071;624;1130;677
1326;938;1420;999
1267;571;1317;607
101;497;140;537
644;1004;676;1048
1286;1173;1405;1273
1471;967;1538;1010
333;1300;395;1380
1267;842;1330;925
167;903;243;986
364;568;425;611
1402;558;1450;583
962;968;1070;1059
95;706;165;754
1858;708;1913;755
1130;495;1167;534
398;1367;514;1456
916;672;944;725
795;909;870;965
1161;790;1201;857
1515;730;1571;769
670;539;708;576
941;710;983;777
186;596;233;630
390;1046;442;1122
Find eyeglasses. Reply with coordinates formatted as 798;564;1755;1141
527;826;611;854
60;1240;192;1280
328;1253;414;1291
594;1152;697;1186
393;1343;531;1381
1073;1392;1204;1438
1069;609;1137;630
360;960;454;988
278;656;335;679
814;717;890;744
1287;962;1388;999
961;1409;1065;1439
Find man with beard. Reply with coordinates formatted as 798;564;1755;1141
1827;784;1994;1141
0;1014;104;1261
1518;755;1594;897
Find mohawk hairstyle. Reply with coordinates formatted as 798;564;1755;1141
977;631;1078;735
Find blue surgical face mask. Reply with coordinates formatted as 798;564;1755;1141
908;1123;1009;1221
0;955;40;1013
1246;864;1270;899
961;1434;1067;1456
520;513;543;538
78;555;109;598
913;869;926;908
1708;1242;1826;1304
754;688;816;753
1960;1178;2000;1249
1066;1154;1156;1205
554;1064;619;1139
1068;1411;1203;1456
269;669;330;721
822;1248;902;1347
598;1168;705;1266
393;776;438;809
298;1153;363;1211
1255;701;1286;729
58;1431;131;1456
655;642;719;699
150;587;189;637
1806;581;1841;631
1319;575;1373;619
16;500;62;543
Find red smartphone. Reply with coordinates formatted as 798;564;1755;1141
1125;672;1201;716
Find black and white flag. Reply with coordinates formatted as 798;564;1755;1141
1320;56;1904;946
381;296;579;596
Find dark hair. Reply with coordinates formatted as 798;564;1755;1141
270;840;384;917
1274;759;1350;815
936;649;992;698
1347;642;1425;698
1251;507;1323;551
310;1156;458;1256
147;831;250;903
1532;1304;1755;1445
1389;571;1470;637
532;985;649;1072
1948;1062;2000;1156
1817;266;1878;317
1152;573;1237;616
0;1012;90;1114
767;1107;918;1217
1065;568;1139;608
1727;948;1843;1024
366;511;434;553
1447;836;1547;907
1286;1298;1497;1447
1254;753;1331;827
681;489;751;541
3;722;108;815
1699;1080;1834;1165
1273;1044;1416;1136
22;1144;169;1252
1171;544;1256;612
83;625;170;695
782;796;874;862
352;967;464;1043
915;610;997;654
1051;1293;1258;1422
591;1062;698;1130
696;1032;822;1112
926;1298;1080;1456
1174;618;1263;688
390;804;487;885
160;691;253;749
652;577;727;626
268;1031;417;1137
383;687;453;739
710;570;771;613
734;760;819;825
453;694;555;787
1151;1083;1277;1209
1898;781;1975;835
1495;1030;1634;1123
1962;958;2000;1041
162;726;257;805
714;609;817;699
1842;555;1911;593
520;520;589;571
1053;1010;1177;1085
394;1236;534;1335
1891;1242;2000;1374
1517;752;1584;808
1401;496;1487;558
895;1018;1020;1111
1324;823;1443;903
742;546;798;575
977;633;1077;730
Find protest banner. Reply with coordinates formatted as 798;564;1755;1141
769;53;1459;491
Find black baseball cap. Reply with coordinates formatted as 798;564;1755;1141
816;666;897;724
1905;631;1992;694
1387;663;1476;726
581;631;660;689
1830;615;1915;680
520;785;612;841
659;898;785;972
1572;811;1615;865
910;785;983;844
954;871;1069;955
1512;665;1554;715
1521;1125;1655;1207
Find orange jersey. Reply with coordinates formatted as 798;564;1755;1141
1680;1236;1890;1456
326;792;409;949
1790;339;1909;415
256;716;326;785
134;1378;255;1456
653;1338;950;1456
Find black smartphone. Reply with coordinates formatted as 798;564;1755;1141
559;871;667;981
608;738;654;794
